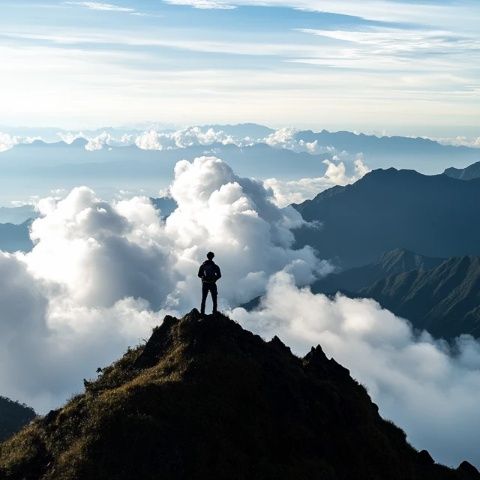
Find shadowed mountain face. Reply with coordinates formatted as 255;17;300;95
359;256;480;339
0;311;477;480
294;168;480;268
311;249;444;295
0;397;36;443
444;161;480;181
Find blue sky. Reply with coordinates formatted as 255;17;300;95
1;0;479;135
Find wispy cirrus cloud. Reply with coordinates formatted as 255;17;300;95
170;0;236;9
0;1;479;133
292;26;480;71
298;27;480;57
64;1;136;13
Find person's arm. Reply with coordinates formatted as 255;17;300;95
216;266;222;280
198;265;204;279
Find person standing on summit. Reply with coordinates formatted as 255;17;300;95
198;252;222;315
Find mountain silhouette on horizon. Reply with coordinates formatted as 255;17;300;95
1;310;478;479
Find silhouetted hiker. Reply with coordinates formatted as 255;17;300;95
198;252;222;315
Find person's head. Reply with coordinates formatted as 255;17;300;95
207;251;215;260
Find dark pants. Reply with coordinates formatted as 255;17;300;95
201;282;218;315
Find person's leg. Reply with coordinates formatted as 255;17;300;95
201;283;208;315
210;283;218;313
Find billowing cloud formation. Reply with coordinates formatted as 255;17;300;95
0;133;39;152
135;127;241;150
66;127;250;152
0;156;327;411
2;155;478;469
230;272;480;468
265;156;370;206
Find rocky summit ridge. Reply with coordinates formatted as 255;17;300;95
0;309;478;480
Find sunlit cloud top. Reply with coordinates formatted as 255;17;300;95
0;0;479;134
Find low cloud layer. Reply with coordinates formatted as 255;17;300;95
231;272;480;468
0;156;479;469
0;156;326;412
3;126;351;158
58;126;258;152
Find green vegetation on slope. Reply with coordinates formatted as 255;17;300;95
360;256;480;339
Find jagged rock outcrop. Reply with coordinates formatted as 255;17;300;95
0;310;477;479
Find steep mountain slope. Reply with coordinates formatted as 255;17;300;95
359;256;480;339
444;161;480;181
0;397;36;442
294;168;480;268
0;310;476;480
311;249;444;295
0;221;33;253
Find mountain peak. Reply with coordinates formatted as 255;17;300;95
0;310;476;479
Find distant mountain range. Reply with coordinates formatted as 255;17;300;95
294;168;480;268
0;125;479;204
0;140;333;203
0;310;476;479
0;397;35;443
295;130;480;173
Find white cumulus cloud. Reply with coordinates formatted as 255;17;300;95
265;156;370;207
0;156;328;412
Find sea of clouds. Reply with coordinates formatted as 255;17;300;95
0;156;328;411
0;156;479;468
